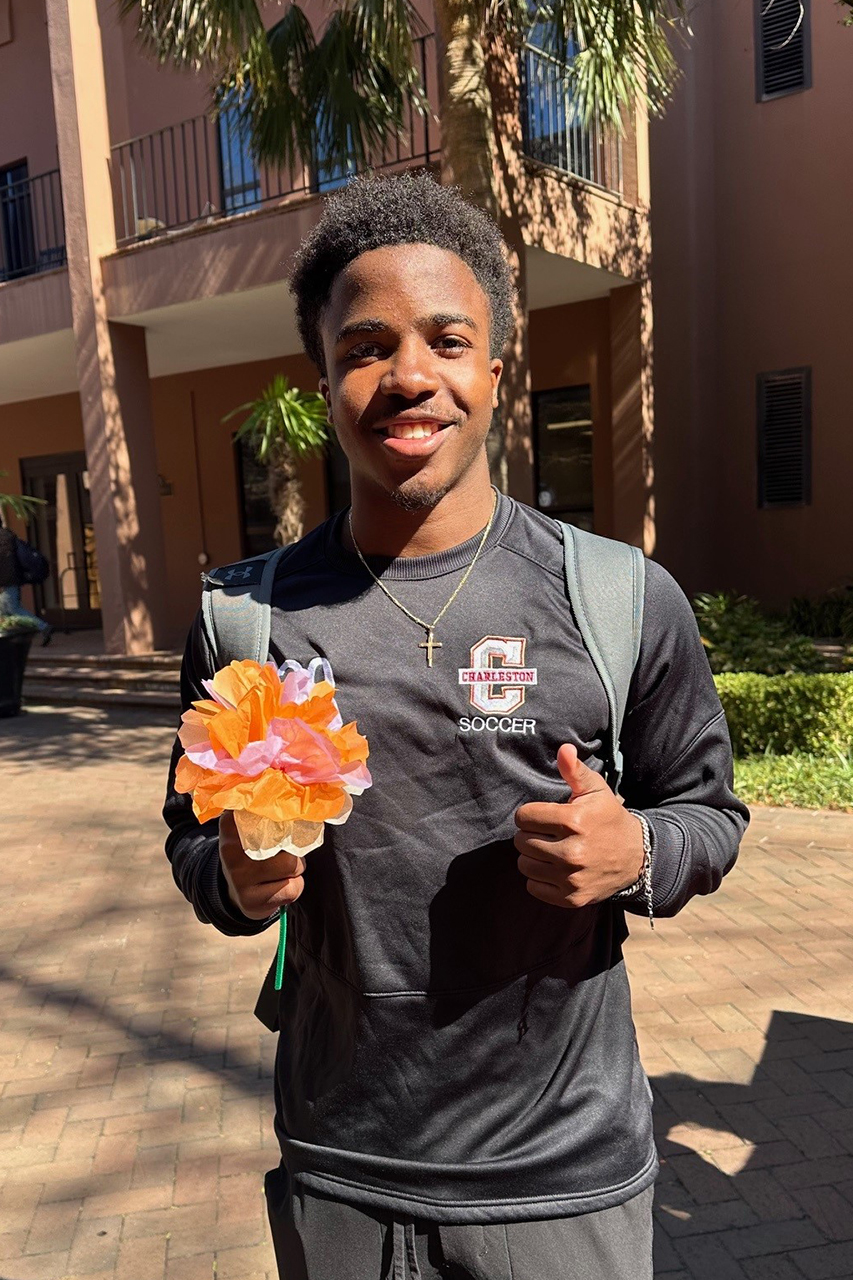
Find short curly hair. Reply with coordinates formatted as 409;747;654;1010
290;171;516;373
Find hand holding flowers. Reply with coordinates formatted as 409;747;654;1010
218;810;307;919
175;656;371;978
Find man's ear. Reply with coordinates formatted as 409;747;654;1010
319;378;333;423
490;359;504;409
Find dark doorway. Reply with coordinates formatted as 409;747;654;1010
534;384;594;531
20;452;102;630
234;437;276;558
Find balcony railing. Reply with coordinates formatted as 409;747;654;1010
111;34;437;246
521;43;623;197
0;169;67;283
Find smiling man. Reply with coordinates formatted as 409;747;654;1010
164;172;748;1280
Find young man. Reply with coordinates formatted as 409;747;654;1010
165;172;748;1279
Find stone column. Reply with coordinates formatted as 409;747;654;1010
45;0;169;653
609;280;655;553
608;92;655;555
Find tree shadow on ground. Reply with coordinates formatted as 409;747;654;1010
0;704;176;768
0;954;274;1095
650;1010;853;1277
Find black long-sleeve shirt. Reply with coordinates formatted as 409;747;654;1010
164;495;748;1222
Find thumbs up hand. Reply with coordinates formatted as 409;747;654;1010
514;744;645;909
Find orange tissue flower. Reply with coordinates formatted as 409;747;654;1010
174;657;371;857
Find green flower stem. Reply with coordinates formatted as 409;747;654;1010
275;910;288;991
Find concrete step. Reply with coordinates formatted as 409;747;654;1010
22;679;181;712
38;650;181;671
25;662;180;691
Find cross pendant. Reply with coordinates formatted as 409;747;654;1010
419;629;442;667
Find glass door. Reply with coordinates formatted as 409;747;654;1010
20;452;102;629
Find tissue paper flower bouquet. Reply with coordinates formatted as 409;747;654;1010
175;656;371;987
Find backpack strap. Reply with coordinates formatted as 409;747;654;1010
559;524;645;794
201;547;290;666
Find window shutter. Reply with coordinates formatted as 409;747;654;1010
757;369;811;508
756;0;811;99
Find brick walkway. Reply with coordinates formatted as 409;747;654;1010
1;705;852;1280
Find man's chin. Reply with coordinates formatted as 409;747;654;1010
388;477;451;512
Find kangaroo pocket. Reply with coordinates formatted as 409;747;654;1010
275;911;635;1162
274;911;650;1213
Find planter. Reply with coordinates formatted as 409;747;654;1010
0;631;35;717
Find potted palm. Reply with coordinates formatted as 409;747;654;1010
225;375;330;545
0;614;40;717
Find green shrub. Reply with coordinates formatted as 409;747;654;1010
789;586;853;640
734;752;853;811
693;592;825;674
715;672;853;756
0;614;40;635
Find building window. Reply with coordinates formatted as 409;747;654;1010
522;27;595;179
0;160;36;280
755;0;811;100
315;116;356;193
217;96;261;213
757;368;811;508
534;385;594;531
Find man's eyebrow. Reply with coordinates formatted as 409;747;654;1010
427;312;478;332
335;318;388;344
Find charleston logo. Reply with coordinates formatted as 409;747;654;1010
458;636;537;735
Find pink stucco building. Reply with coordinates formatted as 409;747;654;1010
0;0;846;650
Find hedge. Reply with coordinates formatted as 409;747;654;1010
714;672;853;757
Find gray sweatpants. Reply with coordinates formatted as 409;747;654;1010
264;1166;654;1280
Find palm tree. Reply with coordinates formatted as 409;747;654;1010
225;375;330;545
122;0;687;484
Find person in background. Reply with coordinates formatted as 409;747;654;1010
0;510;53;645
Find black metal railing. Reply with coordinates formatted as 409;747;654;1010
0;168;66;283
521;43;623;196
111;34;437;245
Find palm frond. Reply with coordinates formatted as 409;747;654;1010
308;0;429;174
215;8;317;171
225;376;330;462
0;474;45;521
492;0;688;127
118;0;264;69
212;0;428;175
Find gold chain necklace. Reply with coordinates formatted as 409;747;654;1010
347;491;498;667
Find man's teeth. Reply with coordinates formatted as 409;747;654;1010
388;423;441;440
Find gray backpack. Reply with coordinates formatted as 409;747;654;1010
201;523;644;793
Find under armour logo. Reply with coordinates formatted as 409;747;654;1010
221;565;254;583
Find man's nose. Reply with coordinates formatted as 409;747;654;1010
379;339;440;398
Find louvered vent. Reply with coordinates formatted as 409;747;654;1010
756;0;811;99
757;369;811;507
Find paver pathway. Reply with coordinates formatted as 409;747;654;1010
1;704;852;1280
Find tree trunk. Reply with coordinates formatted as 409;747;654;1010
268;447;305;546
433;0;533;499
433;0;499;216
484;33;534;504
